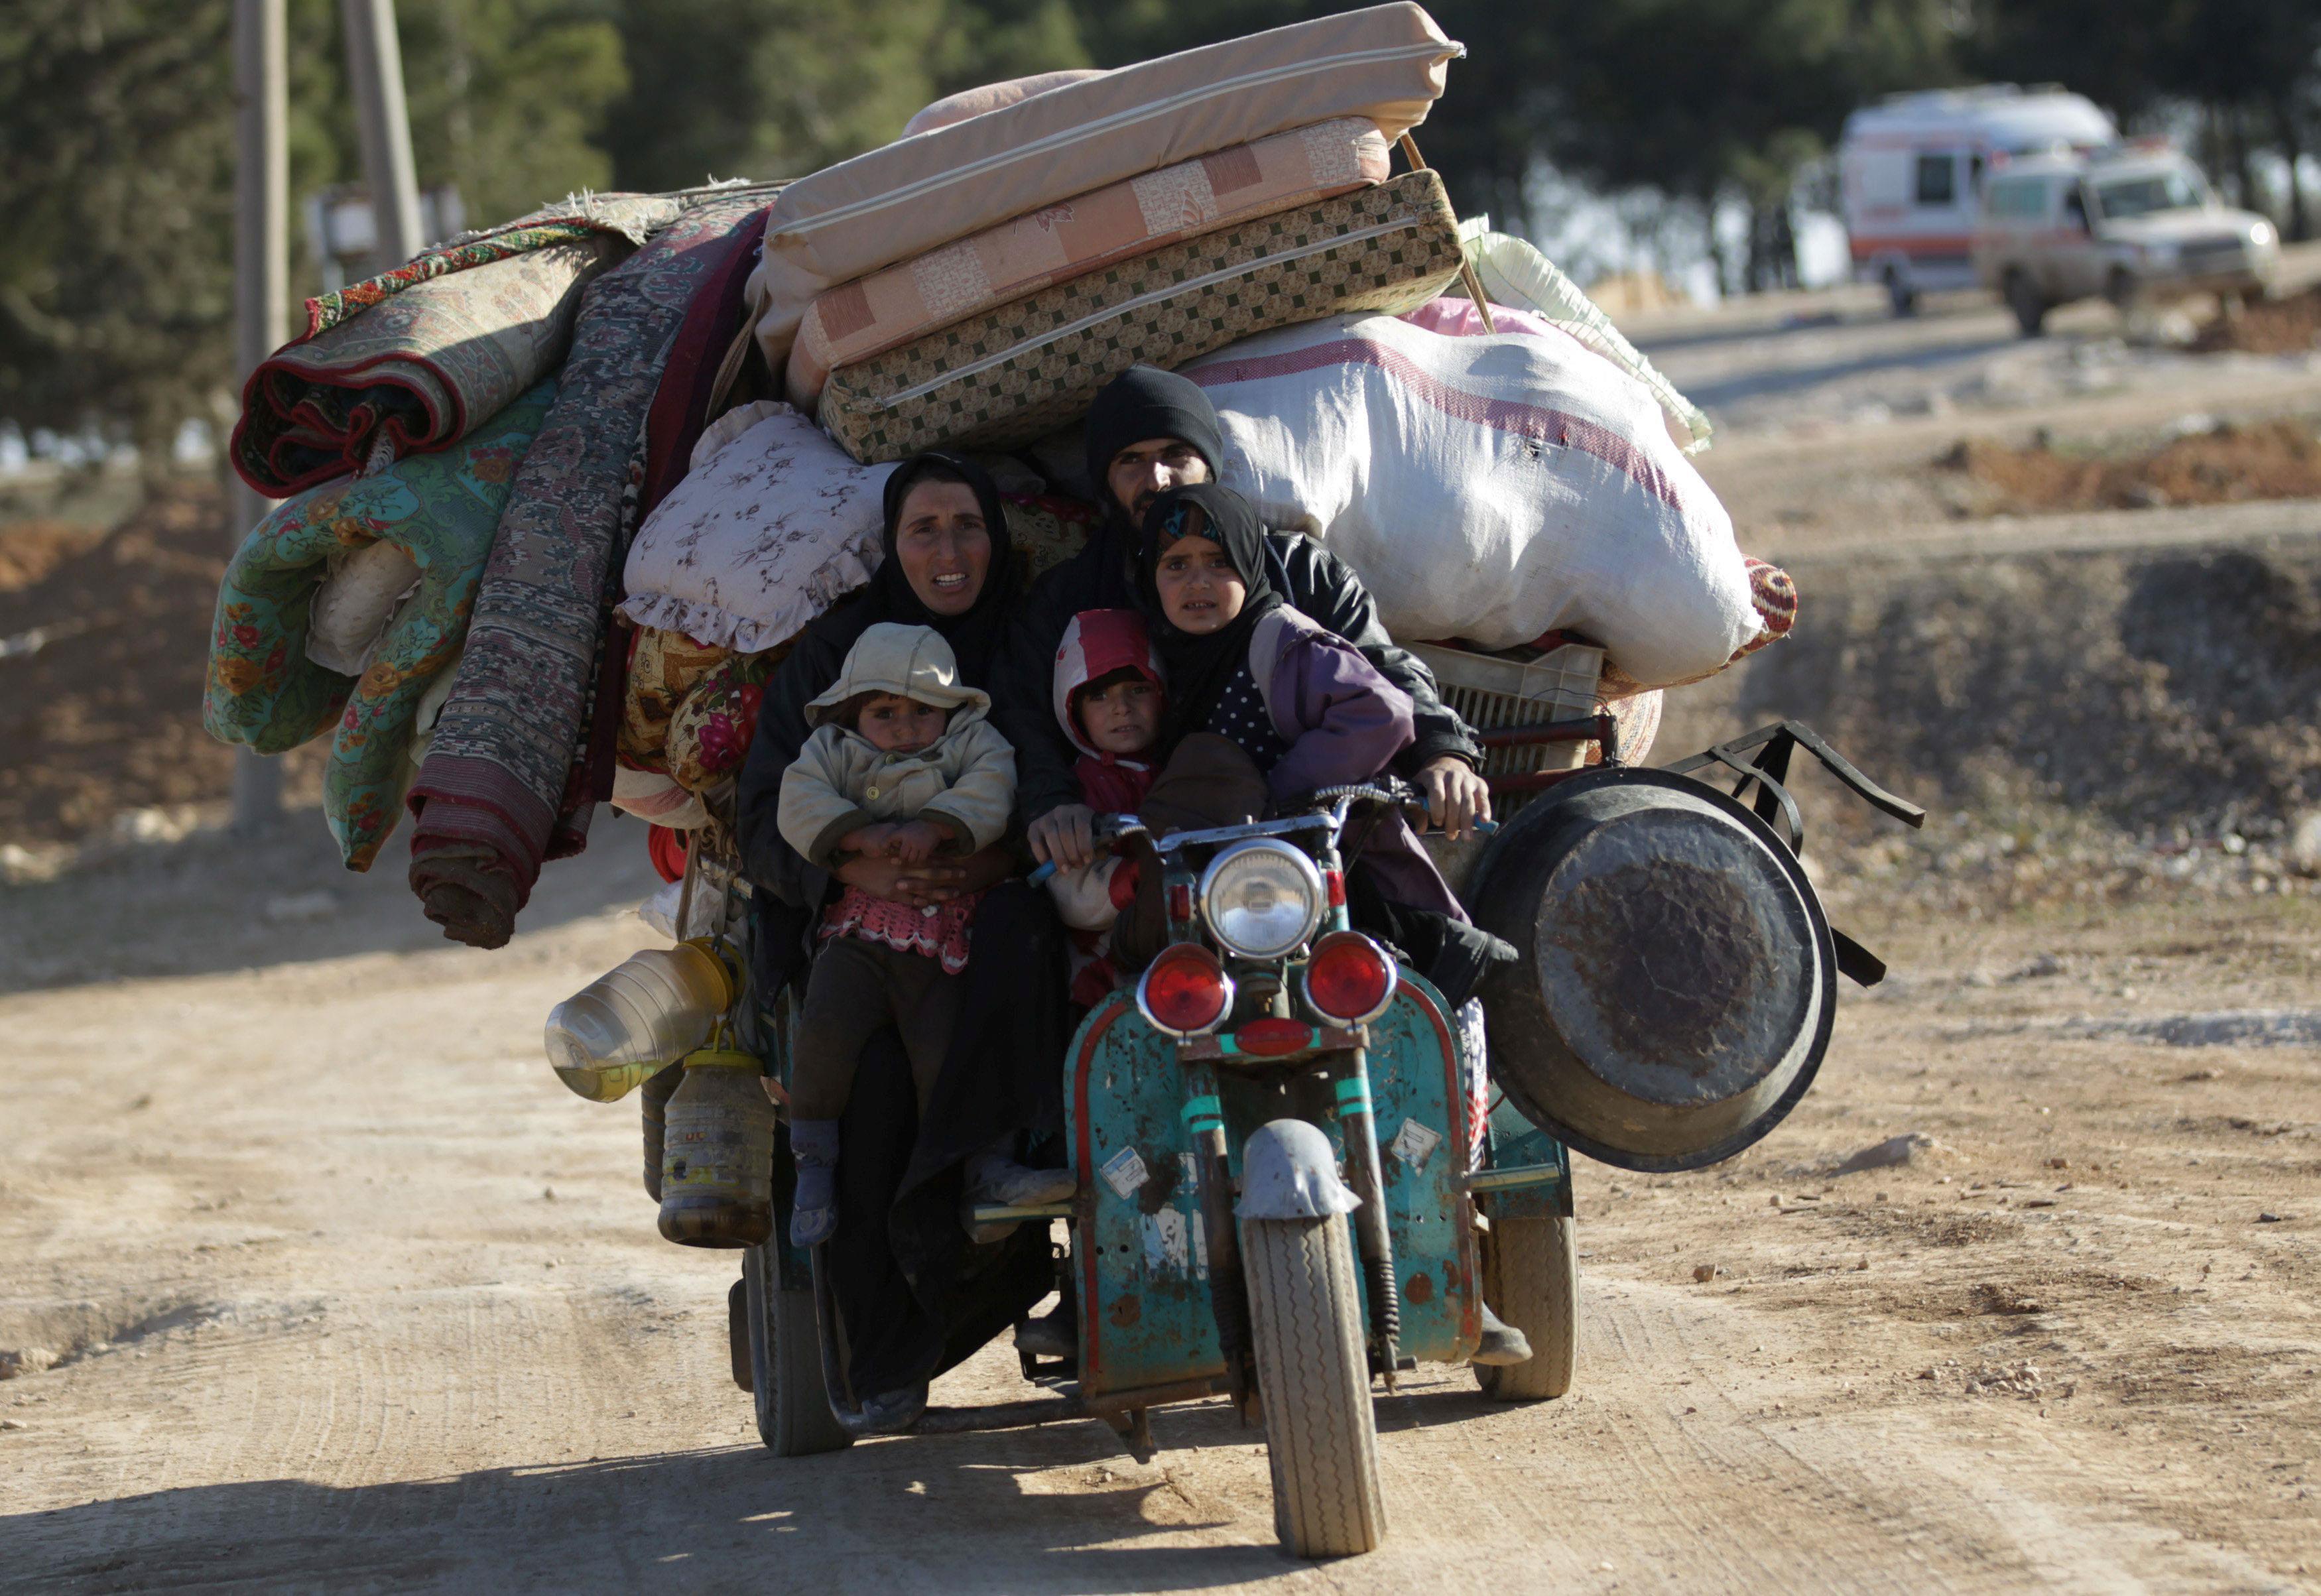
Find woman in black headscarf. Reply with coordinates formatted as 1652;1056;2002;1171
735;451;1066;1434
739;450;1016;902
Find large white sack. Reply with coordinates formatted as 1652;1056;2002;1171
619;401;891;654
1182;313;1753;686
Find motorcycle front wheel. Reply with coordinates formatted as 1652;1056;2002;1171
1242;1211;1386;1557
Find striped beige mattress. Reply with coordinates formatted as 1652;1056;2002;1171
818;170;1464;464
786;119;1392;404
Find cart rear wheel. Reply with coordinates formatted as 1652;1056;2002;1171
743;1245;851;1455
1477;1213;1578;1401
1243;1212;1385;1557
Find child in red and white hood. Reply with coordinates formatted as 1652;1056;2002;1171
1048;609;1165;1007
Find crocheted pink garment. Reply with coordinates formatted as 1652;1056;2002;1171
820;885;981;974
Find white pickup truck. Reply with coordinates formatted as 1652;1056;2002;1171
1974;144;2279;336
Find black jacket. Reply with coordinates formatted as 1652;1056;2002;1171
991;521;1481;826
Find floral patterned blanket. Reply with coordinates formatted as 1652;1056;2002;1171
619;400;891;653
202;381;558;869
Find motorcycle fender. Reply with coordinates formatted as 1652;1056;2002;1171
1235;1119;1361;1221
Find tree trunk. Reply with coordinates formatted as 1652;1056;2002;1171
1712;229;1739;300
2226;103;2259;219
1745;200;1774;294
2273;92;2311;243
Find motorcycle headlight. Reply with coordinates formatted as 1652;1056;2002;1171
1200;840;1324;960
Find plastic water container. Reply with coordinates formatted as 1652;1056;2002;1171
544;940;736;1103
657;1048;775;1248
640;1062;682;1200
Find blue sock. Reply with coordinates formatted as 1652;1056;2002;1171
789;1118;841;1248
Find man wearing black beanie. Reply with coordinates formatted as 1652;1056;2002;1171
991;364;1489;873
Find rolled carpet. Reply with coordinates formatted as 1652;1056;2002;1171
203;381;560;870
550;196;776;860
231;193;682;498
405;188;776;950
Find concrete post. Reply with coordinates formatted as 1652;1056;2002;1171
229;0;288;835
341;0;424;267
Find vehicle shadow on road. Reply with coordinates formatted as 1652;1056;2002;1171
7;1424;1311;1594
0;806;664;998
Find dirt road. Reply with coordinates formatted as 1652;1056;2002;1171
3;815;2316;1591
6;276;2320;1591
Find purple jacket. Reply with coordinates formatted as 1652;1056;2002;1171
1249;608;1466;922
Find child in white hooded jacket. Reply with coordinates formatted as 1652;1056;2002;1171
776;621;1015;1247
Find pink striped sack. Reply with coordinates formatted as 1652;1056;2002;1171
1184;312;1755;687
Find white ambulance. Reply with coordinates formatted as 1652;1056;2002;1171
1839;84;2117;313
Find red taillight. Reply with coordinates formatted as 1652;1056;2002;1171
1324;868;1346;908
1304;932;1396;1024
1166;882;1194;923
1139;946;1231;1036
1233;1018;1314;1056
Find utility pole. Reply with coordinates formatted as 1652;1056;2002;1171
341;0;424;268
229;0;288;835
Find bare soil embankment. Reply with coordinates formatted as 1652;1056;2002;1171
0;480;326;859
2197;285;2321;357
1661;499;2321;912
1942;417;2321;515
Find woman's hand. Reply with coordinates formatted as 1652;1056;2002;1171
832;842;1012;908
833;851;966;908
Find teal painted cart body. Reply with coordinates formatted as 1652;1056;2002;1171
1065;965;1560;1398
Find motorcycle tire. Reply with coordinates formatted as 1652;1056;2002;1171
1475;1212;1578;1402
1242;1211;1386;1557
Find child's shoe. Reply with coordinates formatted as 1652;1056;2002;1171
788;1118;842;1247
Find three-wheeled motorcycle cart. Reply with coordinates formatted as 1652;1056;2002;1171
718;714;1922;1558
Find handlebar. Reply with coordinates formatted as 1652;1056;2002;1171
1026;792;1494;888
1306;778;1497;837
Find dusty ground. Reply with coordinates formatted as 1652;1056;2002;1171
3;823;2316;1593
6;251;2321;1591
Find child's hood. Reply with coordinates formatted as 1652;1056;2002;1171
1052;609;1164;760
806;621;991;732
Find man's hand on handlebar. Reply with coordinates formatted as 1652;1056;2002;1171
1418;756;1492;841
1027;803;1098;874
